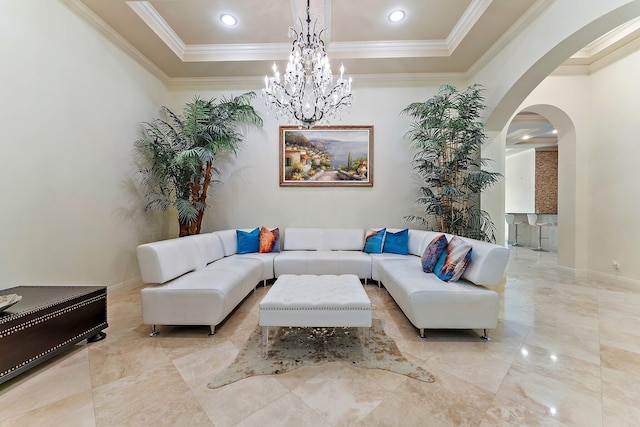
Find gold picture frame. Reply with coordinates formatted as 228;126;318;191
279;125;374;187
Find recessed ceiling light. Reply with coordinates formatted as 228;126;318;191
388;10;405;23
220;14;237;27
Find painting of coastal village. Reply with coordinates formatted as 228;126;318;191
279;126;373;187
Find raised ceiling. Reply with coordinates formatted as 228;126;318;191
507;112;557;152
72;0;538;79
68;0;640;82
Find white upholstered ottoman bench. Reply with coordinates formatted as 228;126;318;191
259;274;372;355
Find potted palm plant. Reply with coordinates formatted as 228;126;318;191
401;84;501;242
135;92;263;236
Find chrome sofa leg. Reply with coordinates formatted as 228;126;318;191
419;328;426;339
481;329;491;341
150;325;159;337
209;325;216;336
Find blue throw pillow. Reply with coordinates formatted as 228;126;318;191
383;229;409;255
434;236;473;282
421;234;448;273
236;227;260;254
363;228;386;253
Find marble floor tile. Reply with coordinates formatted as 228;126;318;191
3;391;96;427
235;392;329;427
289;362;407;426
0;344;92;420
3;248;640;426
92;363;211;427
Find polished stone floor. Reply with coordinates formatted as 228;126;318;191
1;247;639;426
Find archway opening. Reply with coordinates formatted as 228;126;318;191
505;105;577;270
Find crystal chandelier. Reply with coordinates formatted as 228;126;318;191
262;0;353;129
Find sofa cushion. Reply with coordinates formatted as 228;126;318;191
421;234;448;273
323;228;365;251
137;238;202;284
259;226;280;253
383;228;408;255
378;258;499;330
283;228;324;251
459;239;509;286
283;228;364;251
237;227;260;254
363;228;385;253
274;250;371;279
213;229;238;256
435;236;472;282
370;252;419;281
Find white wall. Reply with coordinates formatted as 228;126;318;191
505;149;536;213
5;0;638;292
168;81;454;235
588;45;640;286
517;45;640;287
0;1;168;290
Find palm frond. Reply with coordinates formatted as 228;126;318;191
402;84;501;242
134;94;263;236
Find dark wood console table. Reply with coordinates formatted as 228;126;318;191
0;286;108;385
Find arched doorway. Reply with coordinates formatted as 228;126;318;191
505;105;579;272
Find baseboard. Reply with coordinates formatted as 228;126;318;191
108;277;144;296
556;265;588;278
588;270;640;292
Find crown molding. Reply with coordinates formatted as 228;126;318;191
550;64;591;76
183;43;293;62
167;72;468;90
588;30;640;73
126;0;473;63
573;16;640;58
448;0;493;53
62;0;170;85
466;0;554;80
127;1;184;59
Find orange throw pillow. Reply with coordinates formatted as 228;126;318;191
259;226;277;253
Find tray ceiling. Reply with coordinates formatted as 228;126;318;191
69;0;640;81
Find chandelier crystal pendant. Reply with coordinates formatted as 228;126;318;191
262;0;353;129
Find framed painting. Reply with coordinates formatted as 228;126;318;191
279;125;374;187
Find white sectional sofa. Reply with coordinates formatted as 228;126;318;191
274;228;372;279
137;233;263;336
136;227;509;338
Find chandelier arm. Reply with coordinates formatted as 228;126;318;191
262;0;352;128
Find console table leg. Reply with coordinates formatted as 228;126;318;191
87;332;106;343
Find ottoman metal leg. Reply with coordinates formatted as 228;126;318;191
262;326;269;358
359;327;370;360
